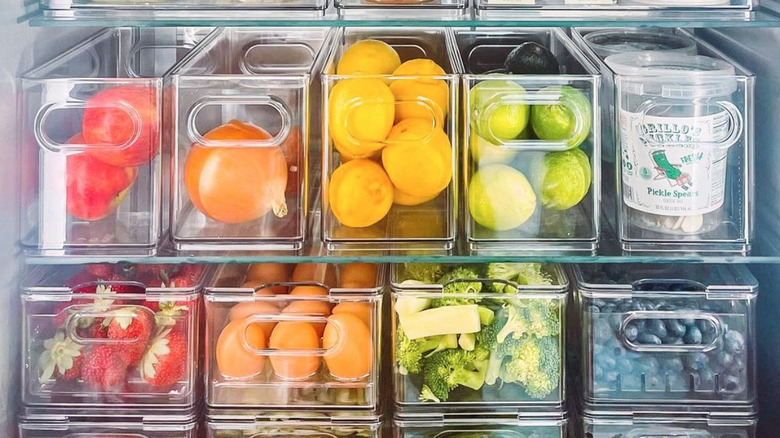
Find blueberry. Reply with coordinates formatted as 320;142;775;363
589;305;600;314
721;373;743;393
697;319;715;334
598;354;617;370
630;301;645;311
663;357;684;373
724;331;746;355
728;356;746;373
648;320;668;338
696;368;716;390
593;299;606;309
665;320;687;338
638;357;660;373
594;319;613;343
658;303;675;311
637;333;662;345
608;314;623;331
624;323;639;343
617;357;634;374
662;336;681;345
602;303;616;313
683;326;703;345
619;302;632;312
716;351;735;369
684;353;710;371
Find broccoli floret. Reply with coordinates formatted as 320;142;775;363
496;301;559;343
399;263;445;284
395;327;458;375
431;267;483;308
474;314;500;363
499;336;561;400
486;263;553;293
418;384;441;403
421;349;488;401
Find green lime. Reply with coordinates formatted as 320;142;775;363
469;164;537;231
470;80;530;144
531;86;592;149
535;149;592;211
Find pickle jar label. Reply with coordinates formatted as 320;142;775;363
619;109;729;217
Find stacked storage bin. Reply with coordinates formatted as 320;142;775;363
18;262;212;437
572;27;754;255
571;264;759;438
202;262;386;436
390;263;570;437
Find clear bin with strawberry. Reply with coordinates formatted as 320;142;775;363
19;28;207;256
204;263;384;411
21;263;210;409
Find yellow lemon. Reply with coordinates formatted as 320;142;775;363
389;59;449;127
328;78;395;160
337;40;401;76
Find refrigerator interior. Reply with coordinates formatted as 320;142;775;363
2;12;780;438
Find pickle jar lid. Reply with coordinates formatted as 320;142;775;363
605;51;738;98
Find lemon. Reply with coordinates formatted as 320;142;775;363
337;40;401;76
469;164;536;231
390;59;449;127
328;78;395;160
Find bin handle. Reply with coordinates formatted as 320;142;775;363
34;100;142;154
239;42;316;75
634;99;743;150
66;305;156;345
125;43;195;79
618;311;723;353
238;313;344;357
187;95;291;148
473;86;588;151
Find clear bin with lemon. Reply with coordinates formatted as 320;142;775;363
457;29;601;254
321;28;459;251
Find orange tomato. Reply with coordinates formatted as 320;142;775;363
323;313;373;380
228;301;280;335
332;302;372;327
184;120;288;224
338;263;378;289
268;322;321;380
215;318;267;378
246;263;291;294
291;264;337;289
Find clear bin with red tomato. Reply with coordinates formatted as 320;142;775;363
21;262;210;409
321;28;459;251
168;28;333;251
19;28;205;256
203;263;384;411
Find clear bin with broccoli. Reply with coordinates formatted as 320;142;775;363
391;263;567;408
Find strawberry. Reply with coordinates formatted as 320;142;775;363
175;264;205;285
84;263;114;279
106;307;154;366
77;320;108;339
80;345;127;390
140;328;187;387
37;331;85;383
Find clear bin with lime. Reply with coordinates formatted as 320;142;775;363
457;29;601;254
321;28;459;251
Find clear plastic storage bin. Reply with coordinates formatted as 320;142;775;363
19;28;203;257
394;416;569;437
391;263;567;413
580;414;757;438
207;415;383;437
474;0;754;19
19;416;199;438
204;263;384;411
21;263;209;409
168;28;333;251
334;0;467;18
456;29;601;254
321;28;459;252
572;28;755;255
573;264;757;415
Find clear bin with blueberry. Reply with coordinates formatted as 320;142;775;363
573;264;757;413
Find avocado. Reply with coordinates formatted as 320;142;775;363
504;42;560;75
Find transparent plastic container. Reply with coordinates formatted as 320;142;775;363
21;263;210;409
204;263;385;411
580;413;757;438
391;263;567;414
207;415;383;437
334;0;467;18
572;264;757;415
168;28;333;251
19;28;204;257
456;29;601;254
321;28;459;252
19;417;199;438
572;28;754;255
394;416;569;437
